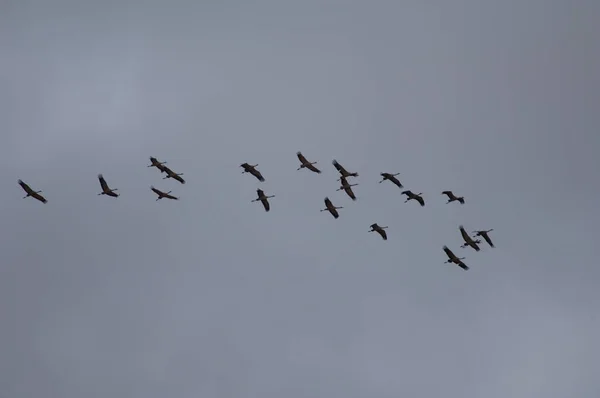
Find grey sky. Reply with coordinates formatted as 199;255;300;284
1;1;599;397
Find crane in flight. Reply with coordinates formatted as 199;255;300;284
252;189;275;212
320;197;342;219
443;246;469;270
296;152;321;174
18;179;47;203
241;163;265;182
379;173;403;188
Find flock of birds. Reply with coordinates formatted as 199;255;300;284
16;152;495;271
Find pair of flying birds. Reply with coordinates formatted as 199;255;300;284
443;227;495;270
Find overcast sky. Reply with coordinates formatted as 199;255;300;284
1;1;599;397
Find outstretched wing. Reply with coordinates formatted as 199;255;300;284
174;174;186;184
456;260;469;270
482;233;494;247
32;192;47;203
306;163;321;173
98;174;109;191
443;246;454;259
389;175;403;188
332;160;347;174
345;186;356;200
416;195;425;206
262;198;270;212
251;169;265;182
296;152;308;164
18;179;32;193
459;226;471;243
378;229;387;240
442;191;452;198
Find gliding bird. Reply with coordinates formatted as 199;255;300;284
296;152;321;173
97;174;119;197
252;189;275;212
148;156;167;173
473;229;495;248
241;163;265;182
320;197;342;219
459;225;481;251
163;166;185;184
150;186;178;201
401;190;424;206
369;223;388;240
379;173;403;188
337;175;358;200
443;246;469;270
442;190;465;204
332;159;358;178
18;179;47;203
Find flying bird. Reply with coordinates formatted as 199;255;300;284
473;229;495;248
296;152;321;173
252;189;275;212
241;163;265;182
442;190;465;204
443;246;469;270
97;174;119;197
369;223;388;240
379;172;403;188
150;186;178;201
401;190;424;206
459;225;481;251
18;179;47;203
320;197;343;219
332;159;358;178
162;166;185;184
148;156;167;173
337;175;358;200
